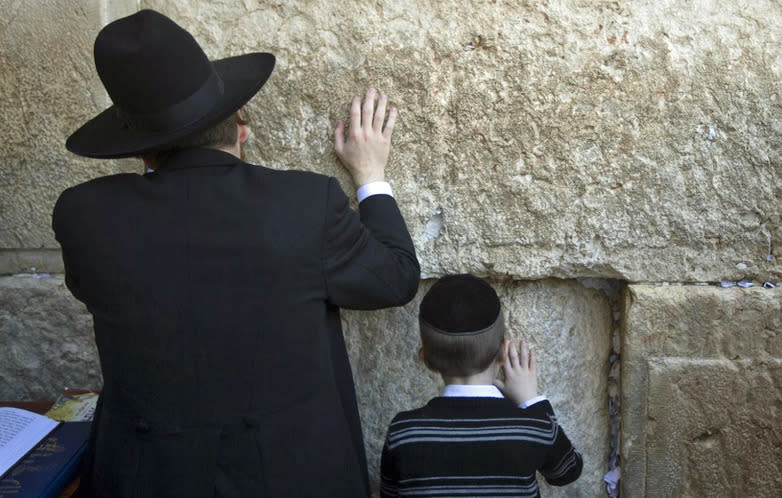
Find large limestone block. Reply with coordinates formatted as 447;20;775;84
136;0;780;282
0;0;138;272
344;278;612;496
646;358;782;497
7;0;779;281
0;276;100;400
621;285;782;497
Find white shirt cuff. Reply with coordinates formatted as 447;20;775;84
519;395;547;409
356;181;394;203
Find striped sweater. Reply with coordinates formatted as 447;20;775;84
380;397;582;497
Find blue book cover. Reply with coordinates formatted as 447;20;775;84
0;421;91;498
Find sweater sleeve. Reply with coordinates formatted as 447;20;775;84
380;436;400;498
536;401;583;486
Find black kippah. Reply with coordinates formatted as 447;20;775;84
420;274;501;334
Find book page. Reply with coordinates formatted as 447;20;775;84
0;407;60;478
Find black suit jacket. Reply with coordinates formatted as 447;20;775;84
52;148;420;498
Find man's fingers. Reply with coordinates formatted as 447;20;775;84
383;107;397;139
373;93;388;132
362;88;376;129
349;96;361;135
334;119;345;154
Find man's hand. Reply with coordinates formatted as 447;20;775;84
334;88;397;187
493;338;539;406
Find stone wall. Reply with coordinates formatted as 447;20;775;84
1;0;780;496
622;285;781;496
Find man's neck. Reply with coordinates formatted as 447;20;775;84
143;144;242;171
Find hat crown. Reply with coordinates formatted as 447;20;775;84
94;9;215;116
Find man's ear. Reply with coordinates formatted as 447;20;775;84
237;121;250;145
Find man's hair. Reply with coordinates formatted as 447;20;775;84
418;274;505;377
136;111;241;168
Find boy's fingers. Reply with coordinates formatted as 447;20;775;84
373;93;387;132
503;340;513;370
383;107;397;139
362;88;376;128
520;339;529;369
529;347;536;371
509;340;519;368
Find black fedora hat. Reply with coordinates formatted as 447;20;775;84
66;9;275;158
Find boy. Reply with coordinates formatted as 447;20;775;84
380;274;582;497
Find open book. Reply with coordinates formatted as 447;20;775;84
0;407;60;478
0;396;94;497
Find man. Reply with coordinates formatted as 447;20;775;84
53;9;419;498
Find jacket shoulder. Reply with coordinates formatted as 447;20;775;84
54;173;139;210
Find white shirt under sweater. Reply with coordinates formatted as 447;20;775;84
441;384;548;409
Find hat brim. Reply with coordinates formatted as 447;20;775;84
66;52;275;159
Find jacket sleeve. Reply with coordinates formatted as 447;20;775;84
538;401;583;486
322;177;420;309
52;188;86;303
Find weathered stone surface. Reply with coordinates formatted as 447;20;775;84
0;276;101;400
3;0;781;495
0;0;138;273
646;359;782;497
344;278;612;496
3;0;780;282
133;0;780;282
622;285;782;497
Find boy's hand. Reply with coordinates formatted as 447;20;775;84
493;338;539;406
334;88;397;187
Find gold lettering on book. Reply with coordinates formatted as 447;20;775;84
5;436;64;478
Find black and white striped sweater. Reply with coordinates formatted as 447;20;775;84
380;397;582;497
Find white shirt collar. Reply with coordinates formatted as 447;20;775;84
442;384;505;398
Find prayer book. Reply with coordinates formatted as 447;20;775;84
0;406;91;497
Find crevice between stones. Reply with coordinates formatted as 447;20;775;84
577;278;626;497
